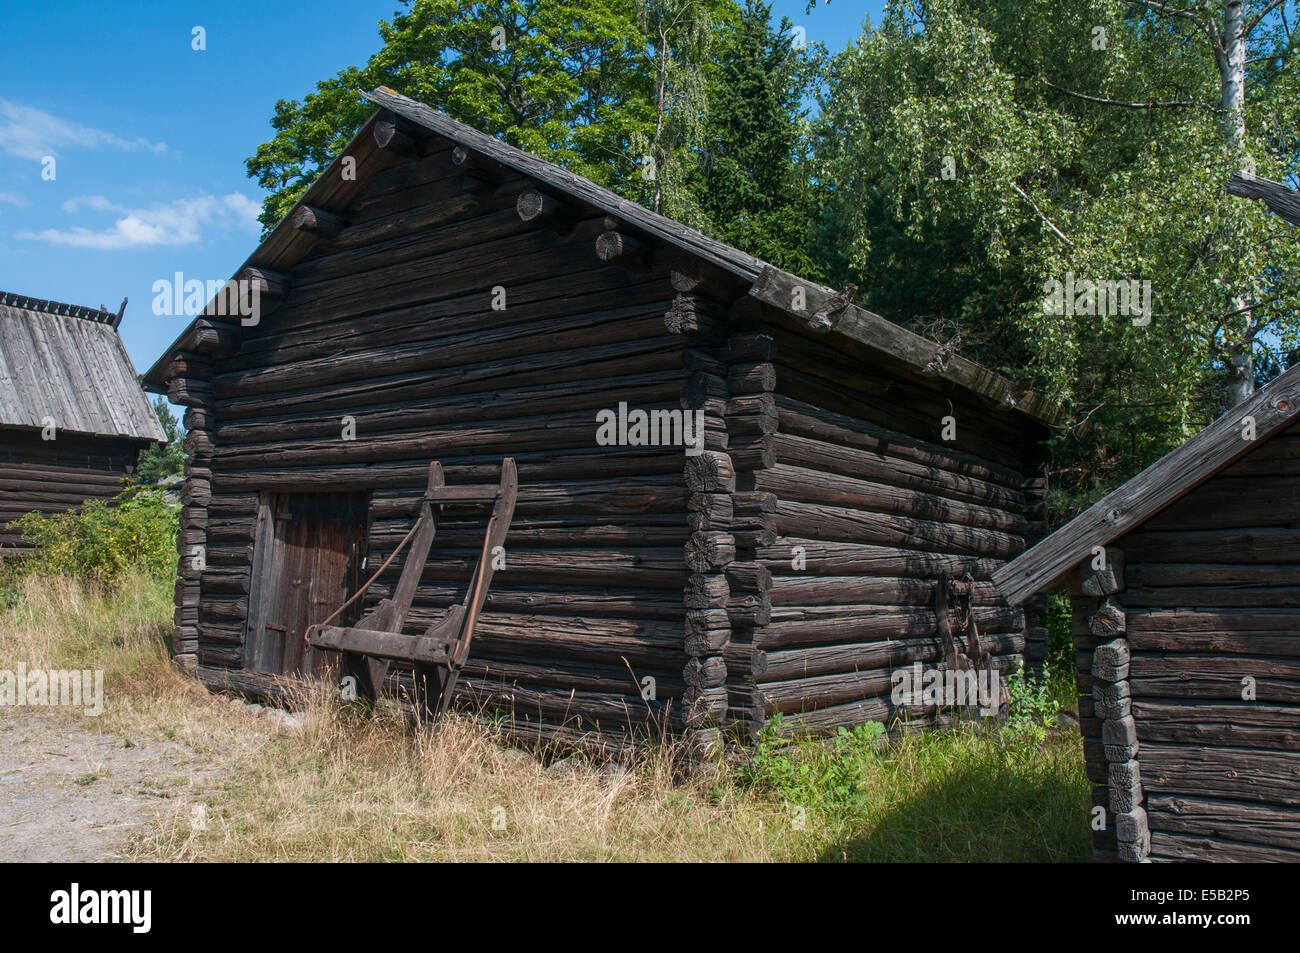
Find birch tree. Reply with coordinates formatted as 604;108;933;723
814;0;1299;509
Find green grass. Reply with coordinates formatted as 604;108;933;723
3;572;1092;862
0;571;175;687
739;713;1090;862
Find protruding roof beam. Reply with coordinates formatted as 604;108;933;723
291;205;348;238
516;187;578;232
374;109;418;156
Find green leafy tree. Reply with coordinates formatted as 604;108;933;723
135;396;185;485
699;0;824;277
629;0;739;227
813;0;1300;513
246;0;663;233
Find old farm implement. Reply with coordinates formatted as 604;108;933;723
306;458;518;721
934;571;1006;716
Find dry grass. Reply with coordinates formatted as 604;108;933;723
0;570;275;764
134;688;785;862
2;573;1091;862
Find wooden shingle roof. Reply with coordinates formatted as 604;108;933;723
0;293;165;442
993;361;1300;605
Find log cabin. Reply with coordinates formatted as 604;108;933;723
994;363;1300;862
0;292;164;555
142;87;1062;748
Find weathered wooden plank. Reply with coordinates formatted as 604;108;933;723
1141;742;1300;805
749;265;1059;425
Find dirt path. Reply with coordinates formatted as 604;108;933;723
0;707;236;862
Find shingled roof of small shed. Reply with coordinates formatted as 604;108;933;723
994;361;1300;606
0;292;164;443
142;87;1063;427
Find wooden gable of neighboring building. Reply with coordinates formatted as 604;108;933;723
143;88;1062;748
0;292;165;554
994;363;1300;862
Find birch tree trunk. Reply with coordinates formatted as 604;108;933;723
1219;0;1255;405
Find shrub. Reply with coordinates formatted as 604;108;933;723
1045;592;1074;677
1005;662;1058;742
739;714;886;816
9;487;179;585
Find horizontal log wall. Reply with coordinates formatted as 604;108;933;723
0;430;144;553
178;134;696;738
163;122;1053;745
1099;421;1300;862
748;314;1039;736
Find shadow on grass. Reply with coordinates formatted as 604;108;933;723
817;732;1093;863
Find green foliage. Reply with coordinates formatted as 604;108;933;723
1006;662;1059;743
10;488;179;586
740;714;886;814
738;713;1089;861
246;0;670;233
697;0;825;277
1045;592;1075;678
627;0;737;228
244;0;824;276
813;0;1300;517
135;396;186;486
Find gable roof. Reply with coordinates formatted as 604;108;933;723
0;292;165;443
141;87;1062;427
993;361;1300;605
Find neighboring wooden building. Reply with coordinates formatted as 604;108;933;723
995;364;1300;862
0;292;165;554
143;87;1061;746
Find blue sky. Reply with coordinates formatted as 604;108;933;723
0;0;883;380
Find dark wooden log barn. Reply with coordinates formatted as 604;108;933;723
995;363;1300;862
143;87;1062;747
0;292;164;555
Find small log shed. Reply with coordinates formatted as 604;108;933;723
0;292;164;555
995;363;1300;862
143;87;1063;748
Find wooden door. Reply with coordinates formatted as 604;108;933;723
245;492;370;677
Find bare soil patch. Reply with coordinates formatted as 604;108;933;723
0;704;250;862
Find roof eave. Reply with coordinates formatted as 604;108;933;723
143;89;1064;431
993;361;1300;606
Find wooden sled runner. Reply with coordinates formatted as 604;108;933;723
306;458;518;721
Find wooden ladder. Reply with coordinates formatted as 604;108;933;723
306;458;518;721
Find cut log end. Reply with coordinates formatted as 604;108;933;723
596;230;650;271
375;113;418;156
291;205;347;238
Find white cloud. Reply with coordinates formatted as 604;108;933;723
0;99;166;161
220;192;262;230
0;193;26;206
18;192;262;249
60;195;117;213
